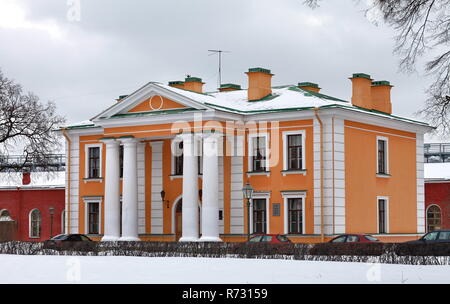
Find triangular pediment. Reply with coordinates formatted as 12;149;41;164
128;96;187;113
91;82;212;121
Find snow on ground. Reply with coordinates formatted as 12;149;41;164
0;255;449;284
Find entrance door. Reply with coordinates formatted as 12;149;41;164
175;200;183;241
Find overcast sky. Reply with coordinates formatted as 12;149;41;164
0;0;444;141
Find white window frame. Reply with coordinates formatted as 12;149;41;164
250;192;271;234
248;132;269;172
283;130;306;171
29;208;41;239
426;204;442;233
376;136;389;175
377;196;389;234
61;210;66;234
83;197;103;235
282;192;307;235
84;143;103;179
170;137;203;177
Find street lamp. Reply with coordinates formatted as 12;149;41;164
160;190;170;209
49;207;55;238
242;182;254;241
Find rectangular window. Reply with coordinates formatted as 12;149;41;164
287;134;303;170
119;145;124;178
173;141;202;175
88;147;100;178
378;199;387;234
288;198;303;234
253;199;267;234
88;202;100;235
252;136;266;172
377;138;388;174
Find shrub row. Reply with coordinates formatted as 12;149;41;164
0;241;449;265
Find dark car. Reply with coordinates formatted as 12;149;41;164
329;234;381;243
406;230;450;244
44;234;93;250
248;234;292;244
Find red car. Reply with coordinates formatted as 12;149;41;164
329;234;380;243
248;234;292;243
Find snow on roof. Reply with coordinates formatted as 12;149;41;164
424;163;450;181
65;82;429;128
0;172;65;189
160;84;349;113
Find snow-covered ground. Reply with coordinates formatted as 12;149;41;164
0;255;449;284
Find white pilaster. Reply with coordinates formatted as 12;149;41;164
150;141;164;234
200;133;222;242
416;134;425;233
119;137;140;241
101;138;121;241
179;133;200;242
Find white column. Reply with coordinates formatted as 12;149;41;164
200;133;222;242
119;137;140;241
179;133;200;242
101;138;121;241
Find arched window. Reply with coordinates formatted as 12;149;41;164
29;209;41;238
427;205;442;232
61;210;66;234
0;209;12;221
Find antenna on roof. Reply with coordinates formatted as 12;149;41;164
208;49;231;88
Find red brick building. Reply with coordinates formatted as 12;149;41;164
0;172;65;241
424;162;450;232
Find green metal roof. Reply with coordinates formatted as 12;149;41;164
169;81;184;86
352;73;372;80
109;107;201;119
247;67;273;75
220;83;241;90
298;82;320;89
372;80;392;87
185;77;203;83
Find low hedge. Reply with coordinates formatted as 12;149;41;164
0;241;449;265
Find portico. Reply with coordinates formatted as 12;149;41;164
100;133;223;242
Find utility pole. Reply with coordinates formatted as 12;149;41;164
208;50;231;88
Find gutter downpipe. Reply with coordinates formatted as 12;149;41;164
314;108;325;243
62;128;71;234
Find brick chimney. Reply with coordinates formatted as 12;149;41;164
22;171;31;185
371;81;393;114
184;77;204;93
169;81;185;90
219;83;241;92
298;82;321;93
246;68;273;101
350;73;373;109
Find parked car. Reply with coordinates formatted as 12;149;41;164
232;234;293;255
329;234;381;243
43;234;93;250
248;234;292;244
406;230;450;244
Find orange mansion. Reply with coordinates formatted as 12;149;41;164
60;68;431;243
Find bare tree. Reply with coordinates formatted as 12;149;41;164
0;69;65;172
305;0;450;134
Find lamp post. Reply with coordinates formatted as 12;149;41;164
242;182;254;241
49;207;55;238
160;190;170;209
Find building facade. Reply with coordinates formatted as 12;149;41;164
424;160;450;232
0;171;65;241
61;68;431;243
